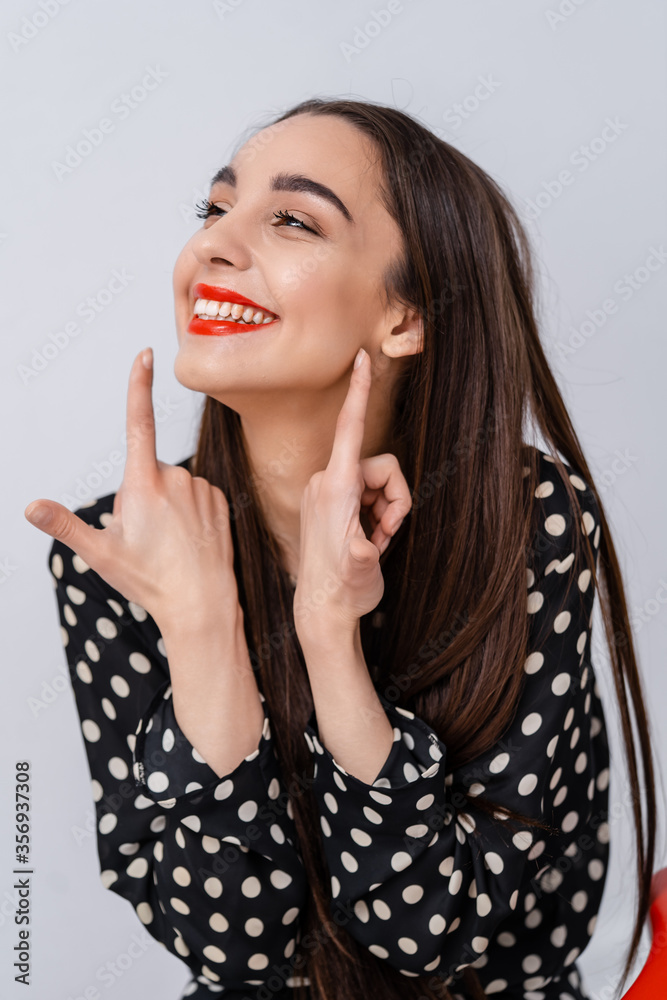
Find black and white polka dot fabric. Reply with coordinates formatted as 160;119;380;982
48;446;610;1000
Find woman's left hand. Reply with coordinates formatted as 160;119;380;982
294;348;412;645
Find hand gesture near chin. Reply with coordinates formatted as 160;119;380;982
294;348;412;645
24;348;239;634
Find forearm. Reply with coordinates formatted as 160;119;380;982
301;626;394;785
159;608;265;780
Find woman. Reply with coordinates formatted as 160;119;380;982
25;97;656;1000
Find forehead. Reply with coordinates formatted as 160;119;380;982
228;112;385;210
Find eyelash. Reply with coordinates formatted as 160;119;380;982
193;198;317;234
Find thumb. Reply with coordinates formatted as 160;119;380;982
24;500;102;565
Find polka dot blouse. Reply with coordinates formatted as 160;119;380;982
47;446;610;1000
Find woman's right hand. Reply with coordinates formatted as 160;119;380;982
24;347;242;637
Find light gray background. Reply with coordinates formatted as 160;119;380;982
2;1;666;997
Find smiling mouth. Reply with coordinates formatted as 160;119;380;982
192;297;278;325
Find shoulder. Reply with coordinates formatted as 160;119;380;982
521;444;601;575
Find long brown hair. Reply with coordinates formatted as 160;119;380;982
190;97;657;999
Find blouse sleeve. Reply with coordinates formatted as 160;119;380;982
302;456;606;988
48;492;308;998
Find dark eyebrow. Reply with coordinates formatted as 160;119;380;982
209;164;354;224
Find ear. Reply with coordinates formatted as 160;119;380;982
380;308;423;359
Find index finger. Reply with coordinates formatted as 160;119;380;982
125;348;159;482
327;347;371;477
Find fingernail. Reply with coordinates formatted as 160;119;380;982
354;347;366;369
142;348;153;369
26;505;52;526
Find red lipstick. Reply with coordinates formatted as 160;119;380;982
188;282;280;337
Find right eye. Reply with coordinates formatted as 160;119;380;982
193;198;226;220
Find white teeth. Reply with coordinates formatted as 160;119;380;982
193;296;277;324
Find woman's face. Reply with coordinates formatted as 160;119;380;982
172;112;415;404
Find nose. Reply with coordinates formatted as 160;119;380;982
191;211;253;271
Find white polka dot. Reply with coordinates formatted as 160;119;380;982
282;907;299;925
476;893;492;917
239;916;262;938
545;513;566;536
554;611;571;633
354;899;369;922
270;869;293;889
341;851;358;872
161;728;174;752
76;661;93;684
129;652;151;674
512;830;533;851
518;773;538;796
214;780;234;800
571;890;588;912
363;806;382;824
403;884;424;904
173;935;189;957
575;751;588;773
489;752;510;774
390;851;412;872
552;673;571;696
147;771;169;794
369;789;392;804
82;719;101;742
372;899;391;920
527;592;544;614
320;815;332;837
522;712;542;735
524;652;544;674
128;601;148;621
238;800;258;822
429;913;446;934
398;937;418;954
108;757;128;780
562;811;579;833
101;698;116;720
66;584;86;605
484;852;504;874
588;859;605;880
449;869;463;895
210;912;229;932
350;828;372;847
172;866;191;886
522;953;542;974
180;815;200;832
535;480;554;498
204;877;223;898
51;553;64;578
203;944;226;964
136;902;153;924
126;858;148;878
96;617;117;639
403;762;420;782
551;925;567;947
248;953;269;969
324;792;338;814
485;981;509;994
368;944;389;959
110;674;130;697
100;870;117;888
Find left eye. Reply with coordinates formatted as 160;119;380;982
271;209;316;233
193;199;317;234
